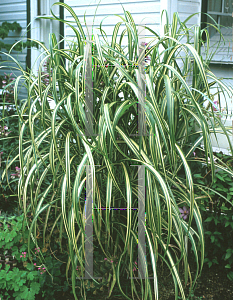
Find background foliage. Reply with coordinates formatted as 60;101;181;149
193;150;233;281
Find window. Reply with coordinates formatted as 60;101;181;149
201;0;233;63
200;1;233;154
207;0;233;39
30;0;61;72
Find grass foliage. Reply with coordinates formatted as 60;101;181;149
1;2;233;299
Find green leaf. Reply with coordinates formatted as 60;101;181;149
214;219;220;225
227;272;233;281
225;252;232;260
27;271;36;281
204;217;213;222
220;206;229;211
216;174;225;181
26;263;34;271
226;248;233;253
20;285;29;299
30;282;41;295
205;231;212;235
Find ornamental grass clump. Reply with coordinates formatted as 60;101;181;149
1;2;233;300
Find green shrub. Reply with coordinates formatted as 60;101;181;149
0;73;21;213
0;21;38;53
0;212;74;299
0;213;41;299
0;264;41;300
193;150;233;281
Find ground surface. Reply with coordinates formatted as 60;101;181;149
156;263;233;300
53;262;233;300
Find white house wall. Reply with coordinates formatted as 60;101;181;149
64;0;161;50
0;0;27;101
177;0;201;26
1;0;232;153
0;0;27;83
206;64;233;155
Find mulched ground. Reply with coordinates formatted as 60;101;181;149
156;262;233;300
190;264;233;299
57;262;233;300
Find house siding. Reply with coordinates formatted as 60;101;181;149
208;64;233;155
175;1;233;153
0;0;27;99
177;0;201;26
64;0;161;49
0;0;232;152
